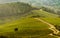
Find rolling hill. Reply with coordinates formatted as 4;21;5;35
0;2;60;38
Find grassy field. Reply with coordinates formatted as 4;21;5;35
31;9;60;33
0;17;57;38
0;2;59;38
0;9;59;38
32;9;60;25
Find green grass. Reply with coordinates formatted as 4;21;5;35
31;9;59;18
0;17;49;33
0;9;58;38
42;18;60;25
32;9;60;25
0;9;59;38
0;17;55;38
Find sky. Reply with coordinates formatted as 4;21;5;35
0;0;60;9
0;0;59;7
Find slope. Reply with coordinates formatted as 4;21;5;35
0;17;57;38
31;9;60;25
0;2;33;24
0;2;59;38
0;9;58;38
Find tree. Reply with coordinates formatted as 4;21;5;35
14;28;18;32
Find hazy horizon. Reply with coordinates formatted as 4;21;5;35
0;0;60;9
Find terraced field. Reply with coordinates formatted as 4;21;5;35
0;17;56;38
0;2;60;38
32;9;60;26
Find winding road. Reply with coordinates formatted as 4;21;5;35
34;18;59;35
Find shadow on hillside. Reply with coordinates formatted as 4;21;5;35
0;35;8;38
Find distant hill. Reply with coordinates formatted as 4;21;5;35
20;0;60;9
0;2;35;24
0;2;40;24
0;2;33;17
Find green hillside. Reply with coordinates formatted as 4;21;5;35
31;9;60;25
0;17;57;38
31;9;60;32
0;9;59;38
0;2;60;38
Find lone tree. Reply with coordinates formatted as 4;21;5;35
14;28;18;32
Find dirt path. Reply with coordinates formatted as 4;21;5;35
34;18;59;34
